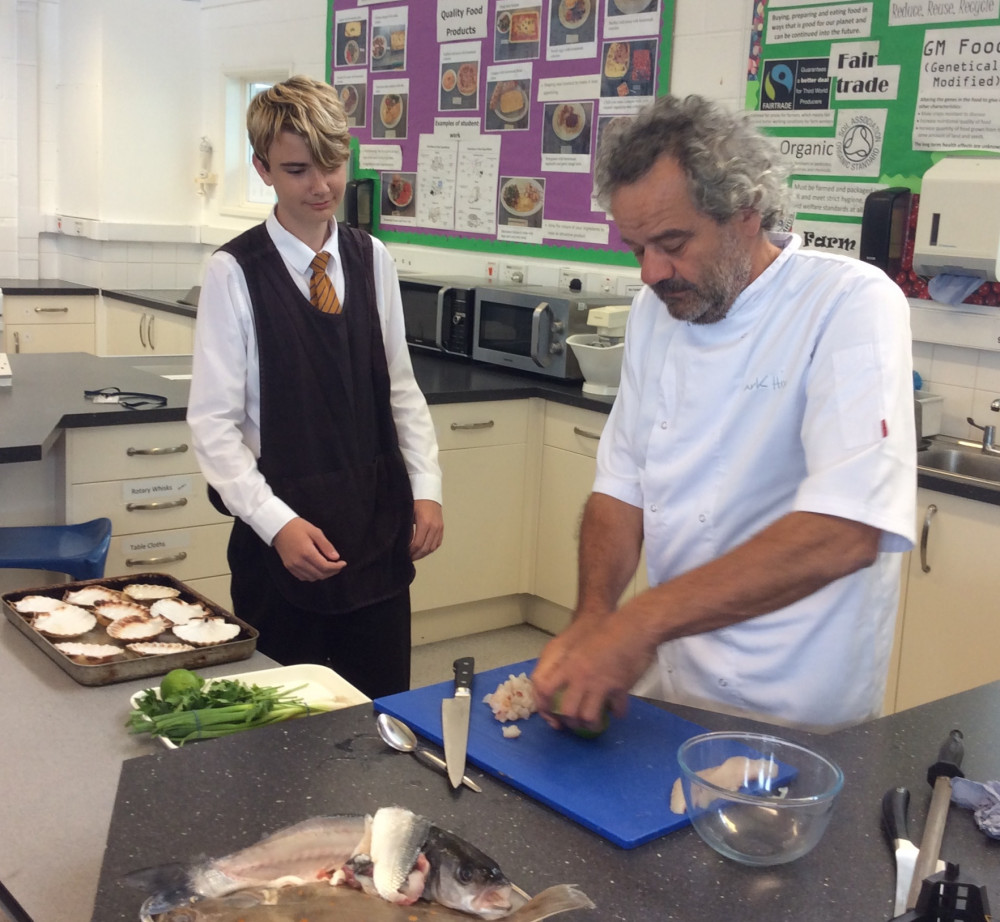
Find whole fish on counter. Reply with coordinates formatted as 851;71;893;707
126;806;594;922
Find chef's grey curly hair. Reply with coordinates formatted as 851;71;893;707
594;95;790;229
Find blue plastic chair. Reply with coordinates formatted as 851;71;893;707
0;517;113;582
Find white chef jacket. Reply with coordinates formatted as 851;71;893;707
187;211;442;546
595;233;916;730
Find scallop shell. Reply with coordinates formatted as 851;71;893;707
126;641;196;656
11;594;64;614
32;605;97;638
93;600;153;625
150;598;209;625
106;614;171;641
122;583;182;602
63;585;123;607
53;641;123;663
172;617;241;647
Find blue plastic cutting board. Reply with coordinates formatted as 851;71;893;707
374;659;708;849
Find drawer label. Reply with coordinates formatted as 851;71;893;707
119;529;192;555
121;474;194;503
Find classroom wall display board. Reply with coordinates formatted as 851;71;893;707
745;0;1000;307
327;0;674;267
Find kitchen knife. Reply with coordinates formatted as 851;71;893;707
905;728;964;911
442;656;474;790
882;787;919;917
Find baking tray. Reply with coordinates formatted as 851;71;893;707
130;663;370;748
2;572;258;686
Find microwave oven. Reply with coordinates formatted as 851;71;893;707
398;275;480;358
473;284;626;380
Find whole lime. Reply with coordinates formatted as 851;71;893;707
551;688;611;739
159;668;204;701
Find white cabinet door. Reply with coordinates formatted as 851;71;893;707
410;401;529;612
102;300;194;356
895;488;1000;710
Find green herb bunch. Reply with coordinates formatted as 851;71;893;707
128;668;332;746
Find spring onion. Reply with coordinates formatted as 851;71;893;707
127;668;333;745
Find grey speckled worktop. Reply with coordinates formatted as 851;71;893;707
0;278;99;296
87;682;1000;922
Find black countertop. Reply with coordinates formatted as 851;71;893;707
0;278;98;296
0;351;615;465
101;287;197;319
90;682;1000;922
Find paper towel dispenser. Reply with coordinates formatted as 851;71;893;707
912;157;1000;282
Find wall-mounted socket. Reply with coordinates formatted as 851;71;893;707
486;260;499;282
395;254;415;272
586;273;615;294
558;267;582;290
502;262;526;284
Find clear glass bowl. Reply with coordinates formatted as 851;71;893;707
676;731;844;866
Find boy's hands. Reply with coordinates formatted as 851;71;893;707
410;499;443;560
272;517;347;581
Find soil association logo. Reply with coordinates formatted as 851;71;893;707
835;113;882;174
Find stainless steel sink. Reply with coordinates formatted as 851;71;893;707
917;445;1000;486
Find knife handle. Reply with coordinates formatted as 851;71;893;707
927;728;964;785
453;656;475;694
881;786;911;846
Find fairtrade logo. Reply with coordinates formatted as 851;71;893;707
763;63;795;102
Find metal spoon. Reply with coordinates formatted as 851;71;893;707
376;712;482;793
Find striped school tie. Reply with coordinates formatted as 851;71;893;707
309;251;342;314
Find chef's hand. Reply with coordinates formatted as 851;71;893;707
410;499;443;561
272;517;347;581
531;610;654;732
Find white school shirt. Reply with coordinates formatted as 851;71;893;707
595;233;916;730
187;211;442;545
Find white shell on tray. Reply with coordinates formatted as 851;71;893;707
93;600;151;625
131;664;370;749
12;594;66;614
107;614;171;641
150;598;209;625
53;641;123;663
172;617;241;646
127;641;196;656
63;586;123;607
122;583;182;602
32;605;97;638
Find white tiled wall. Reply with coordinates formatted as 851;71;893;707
913;341;1000;440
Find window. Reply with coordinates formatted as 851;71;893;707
220;71;287;217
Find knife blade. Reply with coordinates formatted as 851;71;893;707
442;656;474;790
882;787;919;917
905;728;964;911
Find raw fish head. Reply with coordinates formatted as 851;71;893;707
422;825;526;919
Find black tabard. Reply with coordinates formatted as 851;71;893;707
220;224;415;614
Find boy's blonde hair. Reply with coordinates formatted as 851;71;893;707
247;75;351;171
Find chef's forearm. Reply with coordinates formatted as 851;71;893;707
621;510;880;641
574;491;644;619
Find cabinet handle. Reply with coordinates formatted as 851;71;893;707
148;313;156;350
450;420;495;431
126;497;189;512
34;306;69;313
13;331;19;353
126;443;189;456
919;503;938;573
573;426;602;441
139;312;148;348
125;550;187;567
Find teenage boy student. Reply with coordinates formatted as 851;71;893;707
187;75;443;698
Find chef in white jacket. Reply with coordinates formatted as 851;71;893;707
532;95;916;732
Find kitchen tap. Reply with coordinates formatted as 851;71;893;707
966;399;1000;455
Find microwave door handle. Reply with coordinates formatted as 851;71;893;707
530;301;551;367
435;287;448;352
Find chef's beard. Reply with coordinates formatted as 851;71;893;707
651;237;753;325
